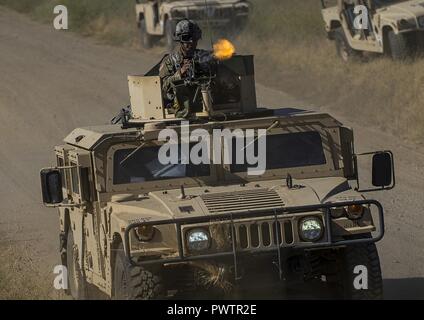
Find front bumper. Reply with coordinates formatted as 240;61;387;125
124;199;384;274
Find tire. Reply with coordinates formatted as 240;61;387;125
113;243;164;300
165;19;175;51
387;30;411;60
334;28;362;62
66;229;87;300
340;242;383;299
139;18;153;49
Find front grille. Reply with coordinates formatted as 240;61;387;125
214;7;233;19
201;189;285;214
186;7;233;20
187;9;202;20
235;219;294;250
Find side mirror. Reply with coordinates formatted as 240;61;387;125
354;150;395;192
40;169;63;205
372;152;393;188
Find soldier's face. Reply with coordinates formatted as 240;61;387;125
181;40;198;57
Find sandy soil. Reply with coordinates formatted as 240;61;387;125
0;7;423;299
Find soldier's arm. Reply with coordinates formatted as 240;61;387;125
159;58;182;96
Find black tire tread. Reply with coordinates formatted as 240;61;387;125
387;30;410;60
114;244;164;300
66;229;87;300
343;242;383;299
139;18;153;49
334;28;362;62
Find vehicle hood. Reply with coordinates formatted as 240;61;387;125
109;177;363;225
378;1;424;19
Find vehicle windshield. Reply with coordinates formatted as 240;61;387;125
113;145;210;185
230;131;327;173
113;131;327;185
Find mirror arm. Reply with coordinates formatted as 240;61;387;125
353;153;360;191
41;165;79;171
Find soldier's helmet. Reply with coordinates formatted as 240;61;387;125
174;19;202;43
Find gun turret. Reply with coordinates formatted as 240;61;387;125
127;55;257;122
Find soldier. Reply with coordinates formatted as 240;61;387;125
159;19;209;118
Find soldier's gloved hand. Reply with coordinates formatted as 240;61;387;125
180;59;191;77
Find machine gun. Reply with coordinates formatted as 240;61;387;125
184;51;216;85
173;51;218;118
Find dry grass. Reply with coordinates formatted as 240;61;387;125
0;241;57;299
191;262;233;293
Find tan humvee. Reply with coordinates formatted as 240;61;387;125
135;0;250;49
321;0;424;61
40;55;395;299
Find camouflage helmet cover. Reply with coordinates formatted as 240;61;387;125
174;19;202;42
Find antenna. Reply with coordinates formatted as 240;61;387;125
204;0;214;49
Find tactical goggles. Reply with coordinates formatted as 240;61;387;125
180;34;196;43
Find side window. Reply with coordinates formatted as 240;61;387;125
71;162;79;194
113;145;210;185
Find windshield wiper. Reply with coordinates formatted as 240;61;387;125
119;142;146;166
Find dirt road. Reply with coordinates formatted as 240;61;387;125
0;7;423;299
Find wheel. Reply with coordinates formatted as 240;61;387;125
66;229;87;300
334;28;362;62
386;30;411;60
340;242;383;299
165;19;175;51
139;18;153;49
113;243;164;300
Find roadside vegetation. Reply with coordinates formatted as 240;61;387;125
0;0;423;143
0;241;57;299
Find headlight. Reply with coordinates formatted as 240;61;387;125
299;217;323;242
398;18;415;30
186;228;211;252
235;5;249;15
330;207;345;218
346;204;364;220
134;225;155;242
418;16;424;28
171;9;186;19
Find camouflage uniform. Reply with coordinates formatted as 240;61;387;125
159;19;206;117
159;44;209;117
158;44;186;102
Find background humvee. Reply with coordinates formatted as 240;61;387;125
321;0;424;61
135;0;250;49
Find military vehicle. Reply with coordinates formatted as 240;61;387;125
135;0;250;49
40;53;395;300
321;0;424;61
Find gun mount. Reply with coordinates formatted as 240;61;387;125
127;54;257;123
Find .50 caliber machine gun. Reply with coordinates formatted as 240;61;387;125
174;51;218;118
